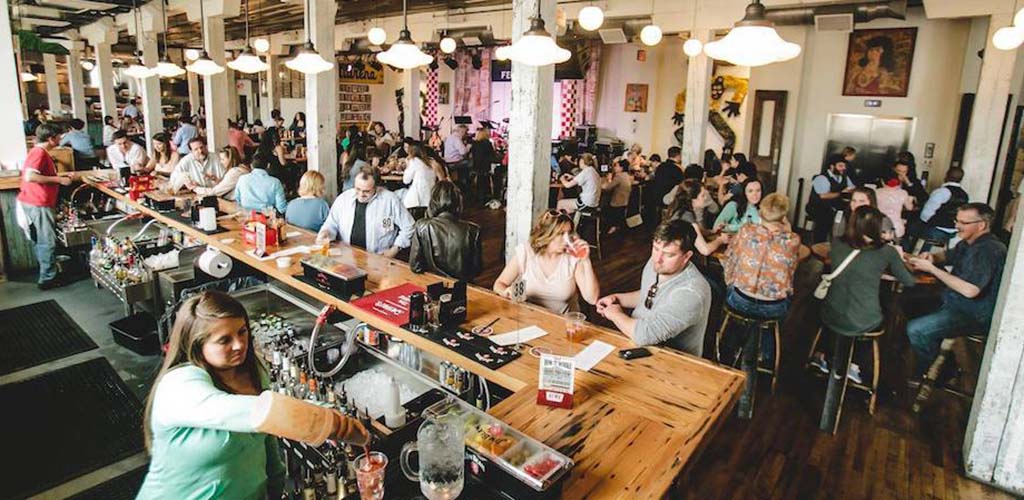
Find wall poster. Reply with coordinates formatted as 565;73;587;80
842;27;917;97
624;83;649;113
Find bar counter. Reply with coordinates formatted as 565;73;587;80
82;174;744;498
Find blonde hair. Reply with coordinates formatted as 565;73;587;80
142;291;260;450
529;210;574;254
580;152;597;169
759;193;789;223
298;170;326;198
474;129;489;141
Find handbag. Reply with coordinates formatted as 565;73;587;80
814;249;860;300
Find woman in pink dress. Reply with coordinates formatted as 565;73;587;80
874;175;914;240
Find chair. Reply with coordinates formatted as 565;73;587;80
714;307;782;393
575;207;603;260
807;327;884;434
911;334;986;413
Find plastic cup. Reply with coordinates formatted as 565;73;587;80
356;451;388;500
564;312;586;344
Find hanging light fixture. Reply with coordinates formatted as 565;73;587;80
440;35;457;54
682;1;703;57
703;0;801;67
153;0;185;78
503;0;571;66
578;5;604;31
368;25;388;46
285;0;334;74
638;0;661;46
81;59;96;71
376;0;433;69
184;48;201;61
124;0;155;79
494;45;510;61
251;0;270;53
228;0;269;73
20;72;38;82
187;0;225;75
993;26;1024;50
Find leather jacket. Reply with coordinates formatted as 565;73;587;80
409;213;483;281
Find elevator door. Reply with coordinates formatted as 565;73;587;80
824;113;915;184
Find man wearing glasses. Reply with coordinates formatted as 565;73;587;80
595;219;712;356
906;203;1006;378
318;165;414;258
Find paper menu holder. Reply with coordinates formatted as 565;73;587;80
536;354;575;409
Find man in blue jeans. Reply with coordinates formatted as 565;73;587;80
17;123;75;289
906;203;1006;378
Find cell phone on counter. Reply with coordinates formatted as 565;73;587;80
618;347;652;360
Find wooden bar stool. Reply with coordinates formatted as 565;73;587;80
715;307;782;419
807;327;883;434
912;334;986;413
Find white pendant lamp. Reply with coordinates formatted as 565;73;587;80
184;48;201;61
186;0;225;75
1015;7;1024;29
503;1;571;66
993;26;1024;51
286;0;334;74
494;45;510;61
81;59;95;71
578;5;604;31
228;0;269;73
683;37;703;57
368;26;388;46
20;72;37;82
703;0;801;67
124;0;154;79
440;35;457;54
154;0;185;78
253;38;270;53
376;0;433;69
640;24;662;46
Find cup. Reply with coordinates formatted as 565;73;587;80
564;233;588;259
356;451;388;500
309;243;324;256
275;256;292;269
564;312;586;343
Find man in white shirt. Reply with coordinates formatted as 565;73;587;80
106;130;149;173
443;125;471;187
170;137;225;192
317;166;415;258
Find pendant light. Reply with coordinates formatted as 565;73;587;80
184;48;201;61
994;1;1024;51
578;4;604;31
703;0;801;67
639;0;661;46
368;24;388;46
503;0;571;66
439;11;456;54
252;0;270;53
228;0;269;73
154;0;185;78
124;0;155;79
20;72;37;82
376;0;433;69
285;0;334;74
81;47;96;71
187;0;226;76
682;1;703;57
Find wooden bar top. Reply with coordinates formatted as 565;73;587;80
81;175;744;499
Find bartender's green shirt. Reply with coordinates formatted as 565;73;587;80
136;364;285;500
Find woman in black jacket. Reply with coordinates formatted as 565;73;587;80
409;181;483;281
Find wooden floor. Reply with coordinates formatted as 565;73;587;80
461;205;1016;500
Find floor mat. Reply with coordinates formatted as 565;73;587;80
0;358;144;500
66;465;148;500
0;300;98;376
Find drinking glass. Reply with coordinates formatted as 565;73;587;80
564;312;586;343
355;451;388;500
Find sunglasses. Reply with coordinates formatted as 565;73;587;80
645;276;660;309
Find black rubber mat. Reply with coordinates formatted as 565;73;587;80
66;465;148;500
0;300;98;376
0;358;144;500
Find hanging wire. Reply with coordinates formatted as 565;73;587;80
159;0;170;57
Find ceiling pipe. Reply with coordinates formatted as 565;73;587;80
765;0;907;26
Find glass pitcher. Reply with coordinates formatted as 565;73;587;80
400;401;465;500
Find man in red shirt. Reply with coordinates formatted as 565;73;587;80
227;120;257;161
18;123;74;289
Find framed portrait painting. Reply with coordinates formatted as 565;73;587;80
625;83;649;113
842;27;917;97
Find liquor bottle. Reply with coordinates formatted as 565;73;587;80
308;377;319;403
301;466;316;500
324;447;339;497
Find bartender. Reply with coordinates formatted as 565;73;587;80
137;291;368;499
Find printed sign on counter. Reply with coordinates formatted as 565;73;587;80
537;354;575;409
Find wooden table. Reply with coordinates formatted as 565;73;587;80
83;174;744;498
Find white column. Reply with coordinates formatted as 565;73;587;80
138;33;163;151
0;0;27;168
42;53;62;116
682;30;712;167
264;53;279;123
202;15;230;151
305;0;339;200
225;67;238;120
95;42;117;119
505;0;556;258
401;69;421;139
187;67;201;115
964;198;1024;496
961;14;1017;201
66;42;88;123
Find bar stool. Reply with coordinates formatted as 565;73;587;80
807;327;883;434
575;207;603;260
911;334;986;413
715;307;782;392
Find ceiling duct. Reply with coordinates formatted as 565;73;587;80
766;0;906;26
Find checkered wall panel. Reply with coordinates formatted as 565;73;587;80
560;80;579;139
425;64;439;128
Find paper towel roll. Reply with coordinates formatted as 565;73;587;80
199;207;217;232
197;247;232;278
